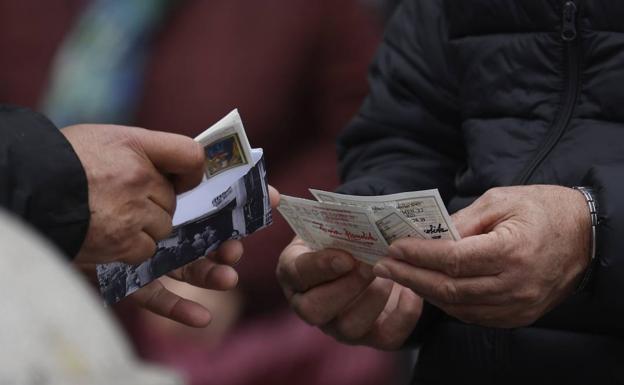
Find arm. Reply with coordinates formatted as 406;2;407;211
0;105;89;258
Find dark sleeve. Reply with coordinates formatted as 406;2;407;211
335;0;462;346
585;165;624;333
0;105;89;259
337;0;464;199
536;164;624;336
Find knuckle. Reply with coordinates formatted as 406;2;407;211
123;161;151;187
513;286;541;304
437;279;460;304
506;251;528;269
156;221;174;240
138;238;157;259
483;187;504;203
482;188;496;203
103;217;133;246
444;249;463;278
123;233;158;264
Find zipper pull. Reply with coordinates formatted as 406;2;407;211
562;1;577;41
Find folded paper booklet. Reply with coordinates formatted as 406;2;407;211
97;110;273;305
278;189;459;265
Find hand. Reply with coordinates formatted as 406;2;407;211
62;124;205;265
373;185;591;328
276;237;422;349
76;185;281;327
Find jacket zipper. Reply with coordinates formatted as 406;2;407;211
513;0;581;185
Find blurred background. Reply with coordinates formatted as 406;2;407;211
0;1;410;384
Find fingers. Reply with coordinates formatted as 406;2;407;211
324;277;394;342
366;286;422;350
451;203;489;238
290;265;375;326
129;279;212;328
388;232;507;278
136;129;205;193
277;245;356;295
373;257;510;305
120;231;157;265
147;168;177;216
451;187;511;237
168;258;239;290
212;239;243;265
276;237;313;297
142;200;174;241
268;185;280;208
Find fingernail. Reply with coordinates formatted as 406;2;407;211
373;263;392;279
331;255;354;274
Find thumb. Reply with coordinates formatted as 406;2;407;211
451;193;504;237
137;129;205;193
268;185;280;208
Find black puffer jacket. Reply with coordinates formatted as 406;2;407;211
338;1;624;384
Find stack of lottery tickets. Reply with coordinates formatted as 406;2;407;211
278;189;459;264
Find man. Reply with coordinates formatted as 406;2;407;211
277;1;624;384
0;104;269;327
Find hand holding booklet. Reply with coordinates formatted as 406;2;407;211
278;189;459;264
97;110;273;305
